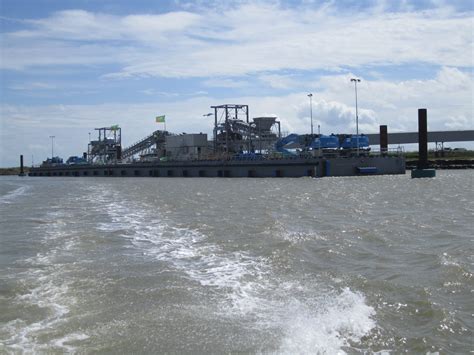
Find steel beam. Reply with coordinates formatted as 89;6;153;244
366;130;474;145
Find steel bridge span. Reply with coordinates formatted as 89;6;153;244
366;130;474;145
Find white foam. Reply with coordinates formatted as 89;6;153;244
52;332;90;351
1;208;88;352
3;274;88;353
94;187;377;353
278;288;376;354
95;190;270;315
0;185;30;204
135;226;269;315
440;252;461;267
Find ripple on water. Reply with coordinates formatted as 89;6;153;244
89;187;377;353
0;210;89;353
0;185;30;204
1;172;472;353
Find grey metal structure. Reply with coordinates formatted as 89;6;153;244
166;134;208;160
211;104;249;153
366;130;474;145
210;104;281;155
88;126;122;164
121;130;169;160
252;117;282;153
28;103;417;178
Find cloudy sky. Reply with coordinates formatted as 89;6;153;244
0;0;473;167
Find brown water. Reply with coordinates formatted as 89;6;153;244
0;171;473;353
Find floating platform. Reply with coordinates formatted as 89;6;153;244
411;168;436;178
29;156;405;178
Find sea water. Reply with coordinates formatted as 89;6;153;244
0;171;472;353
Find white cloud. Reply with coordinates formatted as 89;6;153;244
140;89;209;96
258;74;300;89
8;82;57;90
2;66;472;166
203;78;250;88
1;3;472;76
1;2;472;166
445;114;471;129
314;67;473;130
15;10;200;42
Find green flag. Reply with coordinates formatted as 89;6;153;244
110;124;120;131
156;115;166;123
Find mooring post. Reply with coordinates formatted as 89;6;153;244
19;155;25;176
411;108;436;178
380;125;388;156
418;108;428;169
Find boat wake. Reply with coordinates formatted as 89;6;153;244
276;288;375;353
0;210;89;353
0;185;30;204
92;186;376;353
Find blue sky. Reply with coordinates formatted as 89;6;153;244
1;0;473;166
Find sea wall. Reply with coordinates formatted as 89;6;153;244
29;156;405;178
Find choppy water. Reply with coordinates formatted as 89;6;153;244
0;171;473;353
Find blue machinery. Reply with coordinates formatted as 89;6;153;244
275;134;370;155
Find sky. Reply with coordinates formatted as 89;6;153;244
0;0;473;167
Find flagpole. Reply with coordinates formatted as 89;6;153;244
156;115;166;131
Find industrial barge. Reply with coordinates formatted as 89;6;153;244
29;104;405;178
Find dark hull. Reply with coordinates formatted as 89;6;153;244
29;156;405;178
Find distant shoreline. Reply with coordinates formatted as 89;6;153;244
0;167;30;176
405;159;474;170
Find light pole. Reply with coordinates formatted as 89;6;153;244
318;124;321;156
351;78;361;156
308;93;313;137
49;135;55;159
88;132;91;159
